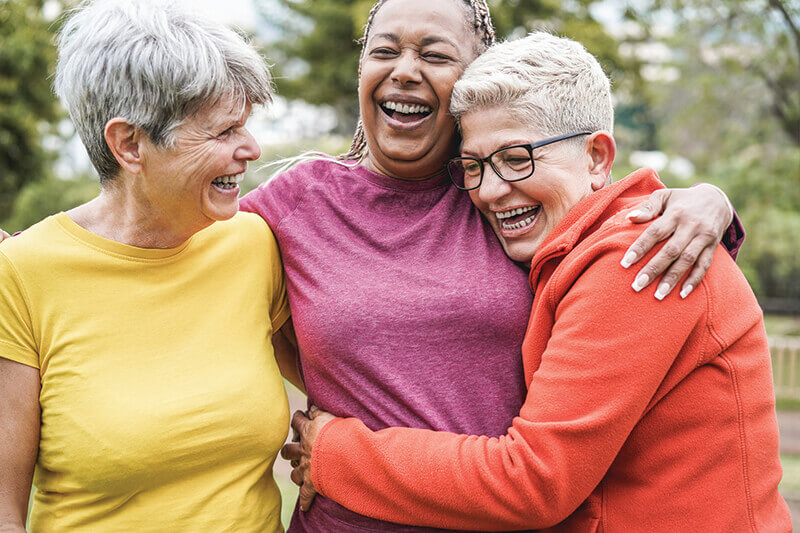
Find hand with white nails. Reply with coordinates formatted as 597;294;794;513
620;184;734;300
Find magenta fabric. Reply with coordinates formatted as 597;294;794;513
240;160;532;532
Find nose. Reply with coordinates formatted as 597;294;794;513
475;167;512;205
391;51;422;85
235;127;261;162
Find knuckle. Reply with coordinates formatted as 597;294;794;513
679;249;699;265
662;243;682;260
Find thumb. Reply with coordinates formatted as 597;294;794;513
627;189;670;222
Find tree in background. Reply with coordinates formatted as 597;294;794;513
0;0;59;218
627;0;799;305
260;0;650;141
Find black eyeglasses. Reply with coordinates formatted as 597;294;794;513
447;131;593;191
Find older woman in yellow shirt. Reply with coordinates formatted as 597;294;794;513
0;0;298;531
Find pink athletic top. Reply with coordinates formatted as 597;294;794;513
240;159;533;532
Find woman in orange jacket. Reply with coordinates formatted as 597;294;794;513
284;32;791;531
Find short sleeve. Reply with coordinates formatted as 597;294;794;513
261;224;290;332
0;252;39;368
239;160;325;230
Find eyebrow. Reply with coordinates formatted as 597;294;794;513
371;32;459;50
462;140;531;157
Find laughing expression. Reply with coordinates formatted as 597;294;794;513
359;0;479;179
138;96;261;233
461;107;601;266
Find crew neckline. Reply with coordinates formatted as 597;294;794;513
350;162;451;192
54;212;194;261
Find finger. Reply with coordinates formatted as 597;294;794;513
622;217;678;269
308;405;320;418
291;410;310;436
290;459;300;469
626;189;671;223
679;246;716;298
299;482;318;512
652;239;708;300
290;467;305;487
281;442;302;461
631;226;694;292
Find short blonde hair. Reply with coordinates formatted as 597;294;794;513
450;31;614;137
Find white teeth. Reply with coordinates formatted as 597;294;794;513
212;173;244;189
381;101;432;114
502;213;538;230
494;205;537;220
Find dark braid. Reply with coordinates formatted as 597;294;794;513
338;0;496;162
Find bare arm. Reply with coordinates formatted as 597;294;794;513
0;358;40;532
272;318;304;393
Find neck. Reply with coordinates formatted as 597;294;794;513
362;154;449;182
68;183;210;249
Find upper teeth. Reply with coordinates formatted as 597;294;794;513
495;206;537;220
213;173;244;185
382;101;432;114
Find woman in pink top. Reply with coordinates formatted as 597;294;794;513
284;32;789;531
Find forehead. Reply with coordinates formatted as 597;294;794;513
460;107;543;153
370;0;474;46
184;96;251;130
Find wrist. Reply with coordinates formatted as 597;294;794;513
695;183;734;226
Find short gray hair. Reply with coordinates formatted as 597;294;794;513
450;31;614;138
55;0;272;182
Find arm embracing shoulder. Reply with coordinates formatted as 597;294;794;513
307;239;707;530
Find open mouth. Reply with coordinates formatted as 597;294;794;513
495;205;541;231
380;100;433;124
211;173;244;191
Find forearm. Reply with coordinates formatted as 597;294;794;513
0;358;40;532
272;320;305;393
313;257;699;528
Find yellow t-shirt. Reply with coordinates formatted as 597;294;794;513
0;212;291;532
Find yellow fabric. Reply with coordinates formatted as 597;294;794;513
0;212;291;532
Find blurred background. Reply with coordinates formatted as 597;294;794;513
2;0;798;528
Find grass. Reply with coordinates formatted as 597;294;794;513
781;454;800;494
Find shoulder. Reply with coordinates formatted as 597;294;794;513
0;215;66;266
240;158;347;226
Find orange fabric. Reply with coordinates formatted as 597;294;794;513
310;169;790;531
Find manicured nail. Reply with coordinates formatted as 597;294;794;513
621;251;637;268
655;283;670;300
680;285;694;299
632;274;649;292
626;210;642;219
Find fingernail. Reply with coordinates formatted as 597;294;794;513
680;285;694;299
626;210;642;219
621;252;637;268
632;274;649;292
655;283;670;300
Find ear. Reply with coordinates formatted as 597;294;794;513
586;131;616;191
104;118;143;174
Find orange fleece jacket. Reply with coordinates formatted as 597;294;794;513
309;169;790;531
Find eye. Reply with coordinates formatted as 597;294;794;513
217;127;235;138
422;51;452;63
370;47;398;58
461;159;482;176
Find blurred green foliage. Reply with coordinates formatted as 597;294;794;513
0;0;59;219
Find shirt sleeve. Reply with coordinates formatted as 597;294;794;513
0;252;39;369
239;161;318;230
309;239;712;530
722;211;745;260
262;222;290;332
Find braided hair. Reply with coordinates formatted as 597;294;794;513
338;0;496;163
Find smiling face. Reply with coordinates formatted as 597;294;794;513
462;106;607;265
137;96;261;233
359;0;480;179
